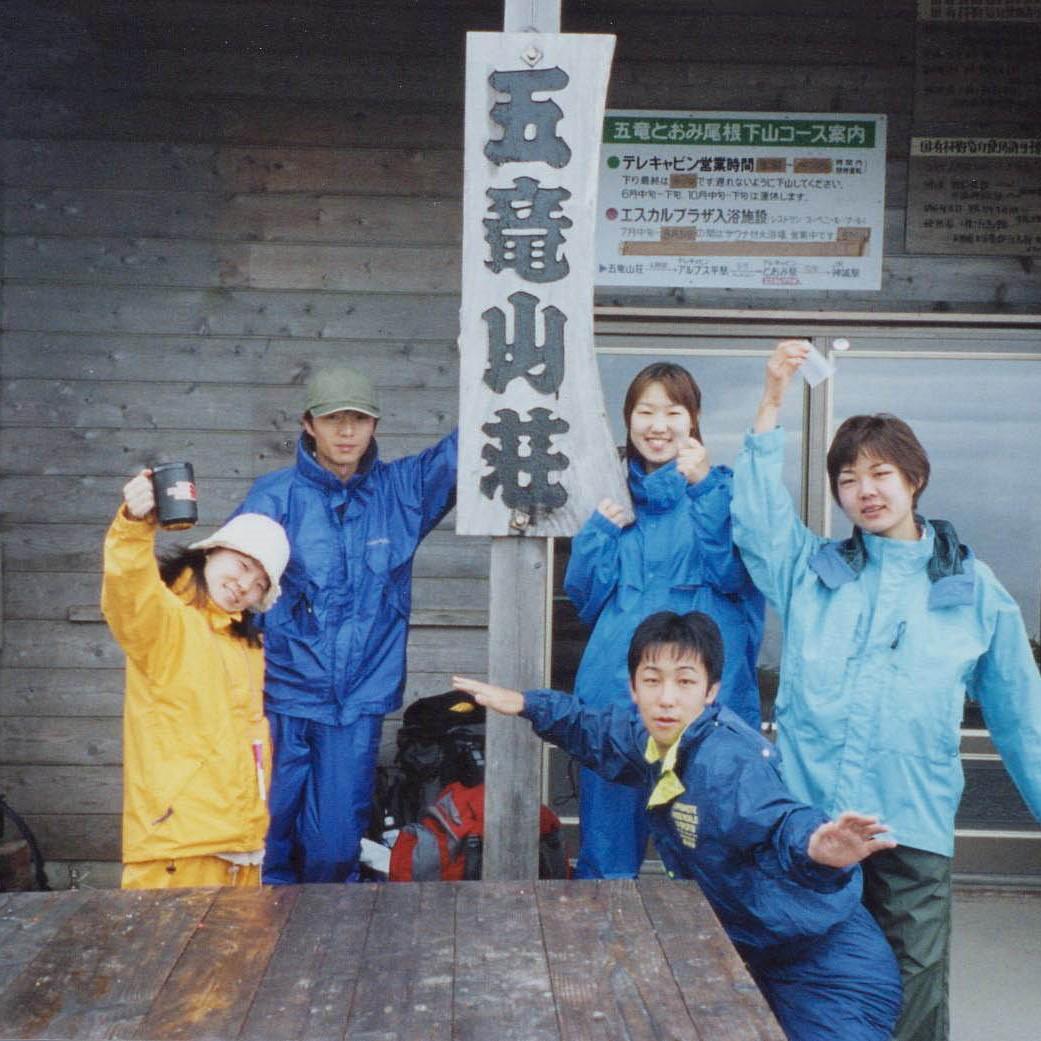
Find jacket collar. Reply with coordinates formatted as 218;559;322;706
643;704;721;808
809;517;975;608
629;458;686;514
295;432;378;494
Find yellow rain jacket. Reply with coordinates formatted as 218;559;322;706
101;507;271;866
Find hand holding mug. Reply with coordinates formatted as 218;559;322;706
123;470;157;521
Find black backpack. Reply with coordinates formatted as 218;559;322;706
370;690;487;841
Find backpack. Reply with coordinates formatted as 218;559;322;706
388;781;570;882
369;690;487;844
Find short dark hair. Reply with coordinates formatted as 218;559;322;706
827;413;931;508
627;611;724;686
622;362;703;462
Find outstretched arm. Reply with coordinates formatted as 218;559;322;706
808;812;896;868
754;338;810;433
452;675;649;787
452;675;524;716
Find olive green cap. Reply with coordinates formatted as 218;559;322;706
305;366;381;419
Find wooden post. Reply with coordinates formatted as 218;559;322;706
462;2;617;879
482;0;561;883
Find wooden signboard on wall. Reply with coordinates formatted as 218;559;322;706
914;1;1041;125
906;137;1041;255
457;32;628;538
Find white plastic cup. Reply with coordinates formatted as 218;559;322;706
799;343;836;388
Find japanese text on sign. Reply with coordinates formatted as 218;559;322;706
457;33;627;538
596;110;887;292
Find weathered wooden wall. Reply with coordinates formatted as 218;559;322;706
1;0;1039;872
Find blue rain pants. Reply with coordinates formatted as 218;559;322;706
574;766;650;879
263;711;383;884
744;904;902;1041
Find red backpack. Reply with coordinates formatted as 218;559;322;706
388;781;569;882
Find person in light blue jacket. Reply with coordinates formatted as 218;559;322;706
565;362;764;878
235;366;457;884
731;339;1041;1041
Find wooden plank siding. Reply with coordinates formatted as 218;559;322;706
1;0;1039;875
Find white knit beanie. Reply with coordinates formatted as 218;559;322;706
189;514;290;612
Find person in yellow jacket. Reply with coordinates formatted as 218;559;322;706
102;469;290;889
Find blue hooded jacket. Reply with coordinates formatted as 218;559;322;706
235;430;458;725
732;426;1041;856
565;460;765;727
522;691;862;954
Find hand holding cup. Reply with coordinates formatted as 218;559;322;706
123;470;157;521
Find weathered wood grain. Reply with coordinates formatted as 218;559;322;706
1;286;462;338
4;2;913;66
4;237;461;294
0;332;459;386
0;714;122;765
19;814;119;863
1;379;453;434
0;92;467;149
0;764;122;814
639;878;784;1040
0;888;219;1041
453;881;559;1041
238;884;377;1041
0;890;91;995
135;887;297;1041
0;429;447;480
536;879;709;1041
5;189;464;245
343;882;456;1041
0;140;464;196
0;668;125;717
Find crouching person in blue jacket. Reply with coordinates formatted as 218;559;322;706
453;611;901;1041
234;366;457;883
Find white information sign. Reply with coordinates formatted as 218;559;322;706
596;110;887;292
457;33;629;538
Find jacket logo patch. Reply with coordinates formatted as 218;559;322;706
671;801;698;849
367;537;391;546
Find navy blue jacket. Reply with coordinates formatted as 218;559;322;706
522;691;862;954
236;430;458;725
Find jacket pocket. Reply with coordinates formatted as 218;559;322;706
146;756;206;834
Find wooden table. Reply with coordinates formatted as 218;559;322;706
0;880;783;1040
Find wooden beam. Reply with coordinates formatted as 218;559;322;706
481;0;563;882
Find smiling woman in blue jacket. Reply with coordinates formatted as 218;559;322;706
564;361;764;879
732;339;1041;1041
234;366;457;884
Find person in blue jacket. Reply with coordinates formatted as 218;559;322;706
564;361;764;879
453;610;902;1041
234;365;457;883
731;339;1041;1041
